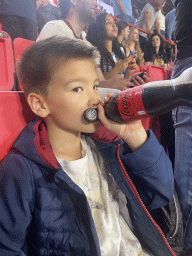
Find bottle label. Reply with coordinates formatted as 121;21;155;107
117;85;150;121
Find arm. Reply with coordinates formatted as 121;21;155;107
155;19;161;35
119;130;174;209
145;11;154;34
97;95;174;209
0;154;34;255
115;0;126;15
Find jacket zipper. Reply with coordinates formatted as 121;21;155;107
116;143;176;256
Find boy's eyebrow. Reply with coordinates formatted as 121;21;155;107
64;78;99;87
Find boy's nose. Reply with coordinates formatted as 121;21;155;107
88;90;101;107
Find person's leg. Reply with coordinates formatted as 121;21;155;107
20;17;37;41
116;14;135;25
2;15;22;40
172;57;192;253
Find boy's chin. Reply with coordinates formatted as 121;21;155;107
83;121;100;134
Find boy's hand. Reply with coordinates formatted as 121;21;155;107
114;58;130;74
98;94;148;152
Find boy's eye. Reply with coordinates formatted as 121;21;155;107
73;87;83;92
94;85;99;90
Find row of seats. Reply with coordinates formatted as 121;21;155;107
0;31;34;91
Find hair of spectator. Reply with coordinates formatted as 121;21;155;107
58;0;71;19
124;27;144;66
147;32;165;50
115;20;129;35
17;36;100;96
87;12;125;74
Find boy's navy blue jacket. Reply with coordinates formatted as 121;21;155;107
0;117;175;256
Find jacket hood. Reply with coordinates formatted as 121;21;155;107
12;117;120;170
13;117;59;170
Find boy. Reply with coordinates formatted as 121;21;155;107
0;37;175;256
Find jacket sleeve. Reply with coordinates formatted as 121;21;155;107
0;153;35;255
119;130;174;210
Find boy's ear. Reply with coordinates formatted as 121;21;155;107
27;93;50;118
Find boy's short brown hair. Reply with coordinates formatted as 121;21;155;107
17;36;100;96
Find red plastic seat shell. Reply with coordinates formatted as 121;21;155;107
0;91;36;162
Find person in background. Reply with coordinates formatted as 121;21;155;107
136;0;166;52
0;0;37;41
165;2;176;63
152;3;166;37
38;0;149;91
144;32;168;68
172;0;192;254
114;19;130;57
124;27;144;67
165;0;176;41
36;0;60;34
86;12;137;81
110;0;135;25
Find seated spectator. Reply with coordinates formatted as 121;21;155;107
124;27;144;67
115;20;130;57
86;12;136;80
144;32;168;68
36;0;60;34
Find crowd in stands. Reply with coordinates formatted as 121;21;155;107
2;0;192;255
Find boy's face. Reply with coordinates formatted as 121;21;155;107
43;58;101;134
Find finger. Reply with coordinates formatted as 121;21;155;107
132;77;141;86
103;93;114;104
97;103;114;129
143;75;149;83
135;75;145;85
124;81;135;88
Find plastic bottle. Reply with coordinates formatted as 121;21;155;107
104;67;192;123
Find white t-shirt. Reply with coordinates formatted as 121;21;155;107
37;20;85;41
152;9;165;32
57;136;152;256
136;3;157;38
37;20;100;65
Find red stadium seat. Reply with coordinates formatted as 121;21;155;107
0;31;15;91
140;65;167;82
13;37;35;64
13;37;35;90
0;91;36;162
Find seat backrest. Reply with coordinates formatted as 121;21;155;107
144;65;167;82
13;37;35;64
0;91;36;162
13;37;35;90
0;31;15;91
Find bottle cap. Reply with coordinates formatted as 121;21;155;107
83;108;98;123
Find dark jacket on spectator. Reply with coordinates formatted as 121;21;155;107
0;0;37;23
175;0;192;60
144;48;168;65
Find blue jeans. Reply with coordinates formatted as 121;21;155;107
172;56;192;253
116;14;135;25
